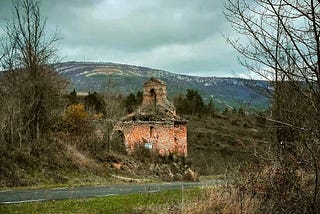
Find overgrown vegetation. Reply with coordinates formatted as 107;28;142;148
3;0;314;213
224;0;320;212
187;113;266;176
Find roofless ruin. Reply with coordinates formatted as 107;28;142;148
114;78;187;156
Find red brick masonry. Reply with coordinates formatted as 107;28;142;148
114;120;187;156
113;78;187;156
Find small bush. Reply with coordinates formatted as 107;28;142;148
62;104;89;134
132;143;157;163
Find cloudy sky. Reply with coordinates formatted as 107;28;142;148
0;0;243;77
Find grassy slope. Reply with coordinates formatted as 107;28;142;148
187;113;267;175
0;113;268;213
0;112;266;190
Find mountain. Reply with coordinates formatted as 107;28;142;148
56;61;270;110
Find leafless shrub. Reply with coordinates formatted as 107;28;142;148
225;0;320;212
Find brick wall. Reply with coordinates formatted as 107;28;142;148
112;78;187;157
115;121;187;156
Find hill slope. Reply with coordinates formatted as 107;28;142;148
56;61;270;110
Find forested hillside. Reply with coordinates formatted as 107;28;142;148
56;61;270;110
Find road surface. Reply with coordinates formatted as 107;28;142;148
0;180;222;204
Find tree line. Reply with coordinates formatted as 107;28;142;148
66;88;218;118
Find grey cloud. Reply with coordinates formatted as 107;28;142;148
0;0;241;77
50;0;229;52
0;0;14;20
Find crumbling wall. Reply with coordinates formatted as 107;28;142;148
112;77;187;157
114;121;187;156
173;123;187;156
140;78;176;117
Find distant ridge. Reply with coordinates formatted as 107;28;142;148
55;61;270;110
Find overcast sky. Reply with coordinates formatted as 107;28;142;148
0;0;244;77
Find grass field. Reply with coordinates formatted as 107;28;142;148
0;188;205;213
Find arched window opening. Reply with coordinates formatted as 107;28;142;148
150;88;157;111
150;126;155;138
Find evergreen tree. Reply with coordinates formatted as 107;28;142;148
174;89;207;116
125;92;136;113
69;89;78;105
136;91;143;105
185;89;205;115
84;92;106;115
205;100;216;116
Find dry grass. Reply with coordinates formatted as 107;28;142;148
182;187;259;214
64;143;102;172
187;114;267;176
131;187;260;214
197;188;258;213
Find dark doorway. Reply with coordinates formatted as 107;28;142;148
150;88;157;112
111;131;126;154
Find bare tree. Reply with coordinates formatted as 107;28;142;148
102;77;126;152
225;0;320;212
0;0;66;144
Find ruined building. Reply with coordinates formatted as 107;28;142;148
114;78;187;156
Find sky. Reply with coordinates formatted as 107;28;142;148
0;0;244;77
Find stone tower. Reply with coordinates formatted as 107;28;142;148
140;78;176;117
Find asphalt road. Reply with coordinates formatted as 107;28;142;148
0;180;222;204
